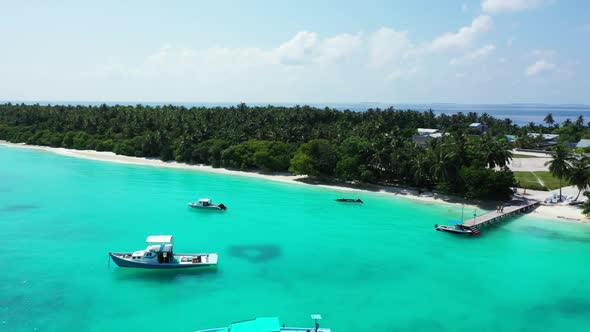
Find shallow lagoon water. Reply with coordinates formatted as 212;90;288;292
1;145;590;331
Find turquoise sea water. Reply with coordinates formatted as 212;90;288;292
2;145;590;332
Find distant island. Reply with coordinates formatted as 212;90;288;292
1;102;589;204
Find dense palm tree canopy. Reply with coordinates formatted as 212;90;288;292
0;102;536;201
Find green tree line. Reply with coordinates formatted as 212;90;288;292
0;103;517;200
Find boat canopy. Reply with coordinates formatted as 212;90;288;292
198;198;212;203
146;235;173;244
228;317;280;332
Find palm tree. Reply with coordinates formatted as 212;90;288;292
409;153;430;188
576;115;585;129
567;156;590;200
493;140;513;168
481;137;513;168
429;140;458;183
545;144;572;201
544;113;555;126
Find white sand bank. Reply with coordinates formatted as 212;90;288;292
2;140;587;223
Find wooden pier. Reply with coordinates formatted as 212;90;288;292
462;200;541;230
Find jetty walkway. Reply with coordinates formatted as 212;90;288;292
462;200;540;230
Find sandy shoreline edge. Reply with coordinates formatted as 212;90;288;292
1;140;587;223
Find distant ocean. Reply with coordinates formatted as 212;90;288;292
3;100;590;126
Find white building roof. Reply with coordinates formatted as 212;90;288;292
576;139;590;148
528;133;559;140
469;122;482;127
417;128;438;135
146;235;173;244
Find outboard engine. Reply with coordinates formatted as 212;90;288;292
218;203;227;210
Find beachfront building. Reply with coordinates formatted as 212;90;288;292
575;139;590;151
527;133;559;147
468;122;489;134
416;128;438;136
413;128;441;146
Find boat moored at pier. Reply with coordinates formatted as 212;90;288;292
435;224;480;235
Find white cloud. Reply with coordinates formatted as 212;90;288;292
275;31;319;65
81;15;499;102
482;0;550;14
274;31;363;65
450;44;496;65
526;60;555;76
386;67;421;81
317;33;364;63
99;15;494;83
430;15;493;51
368;28;413;67
530;49;556;58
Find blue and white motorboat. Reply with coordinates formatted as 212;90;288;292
109;235;218;269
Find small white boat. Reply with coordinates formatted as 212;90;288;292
188;198;227;210
109;235;218;269
195;315;331;332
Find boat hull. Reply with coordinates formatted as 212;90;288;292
197;328;331;332
435;226;473;235
109;252;218;269
336;198;363;203
188;203;226;210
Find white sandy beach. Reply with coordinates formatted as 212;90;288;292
1;140;587;223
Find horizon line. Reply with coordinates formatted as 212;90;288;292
1;100;589;108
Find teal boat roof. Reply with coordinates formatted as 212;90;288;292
227;317;281;332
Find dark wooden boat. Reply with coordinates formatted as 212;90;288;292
335;198;363;203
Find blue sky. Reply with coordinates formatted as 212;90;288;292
0;0;589;104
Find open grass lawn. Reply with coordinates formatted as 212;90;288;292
513;171;570;191
535;171;570;190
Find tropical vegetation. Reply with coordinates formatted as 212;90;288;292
544;144;590;215
0;102;535;201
